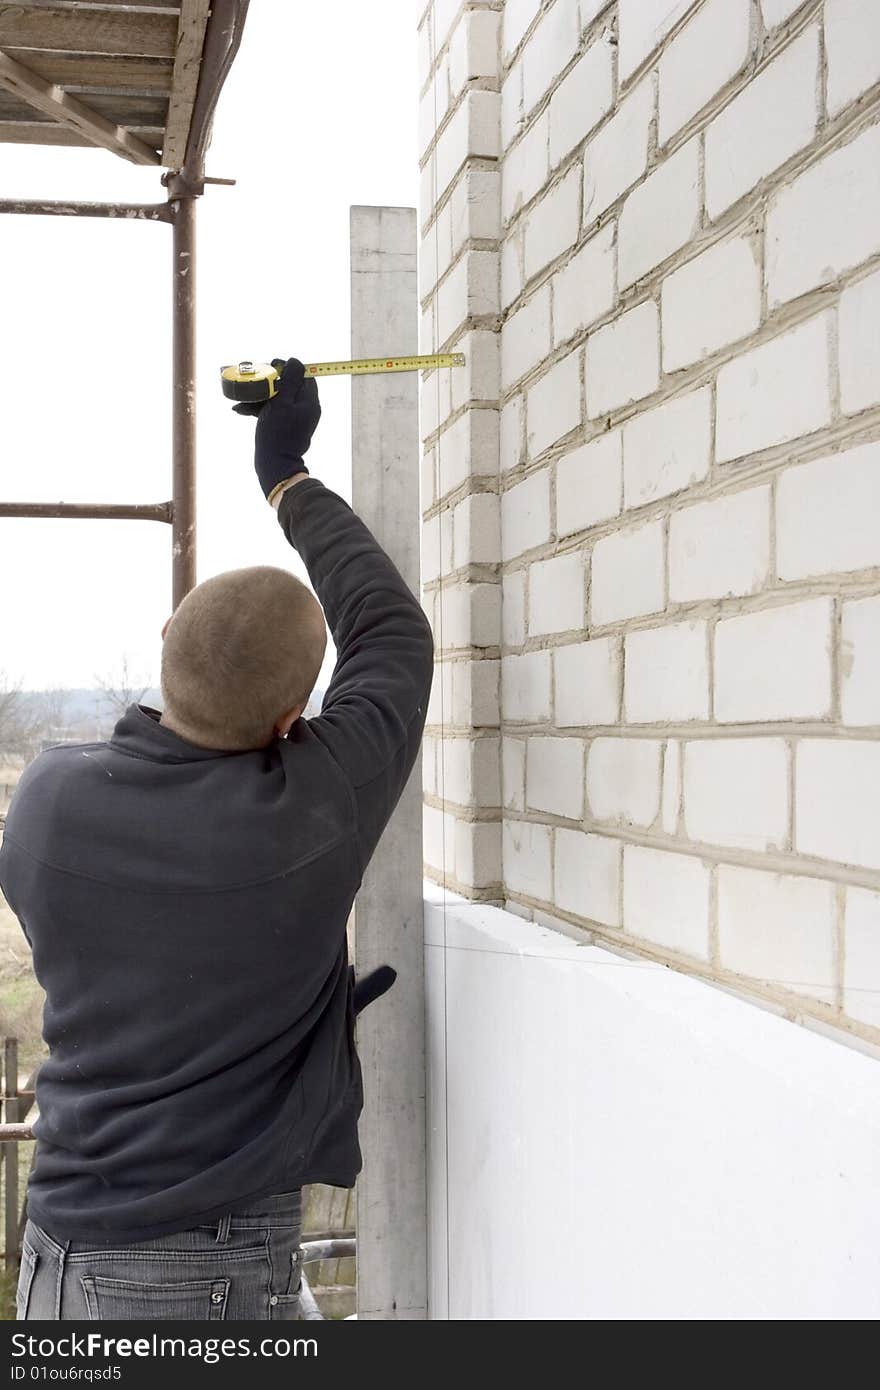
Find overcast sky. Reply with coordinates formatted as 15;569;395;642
0;0;419;692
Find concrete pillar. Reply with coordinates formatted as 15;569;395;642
349;205;427;1320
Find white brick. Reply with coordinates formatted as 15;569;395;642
622;388;712;509
555;829;621;926
422;511;442;583
715;313;832;463
556;430;622;535
705;27;819;219
501;468;552;560
840;267;880;414
432;0;465;51
619;138;701;288
435;249;498;343
583;75;654;225
590;519;664;625
669;486;771;602
503;817;552;900
554;636;621;727
527;737;584;818
502;650;552;721
662;740;681;833
500;395;524;473
526;351;581;458
523;166;580;280
452;492;501;568
502;570;526;646
423;734;437;795
441;734;501;806
586;300;660;417
548;35;615;166
424;804;457;874
624;621;710;723
661;232;762;372
718;866;836;1002
766;124;880;308
760;0;804;25
715;598;833;722
618;0;692;82
448;9;499;97
449;166;501;253
501;285;552;388
454;819;502;890
521;0;579;116
437;408;499;499
826;0;880;117
777;443;880;581
501;60;523;149
844;887;880;1029
450;330;500;413
502;109;549;222
797;740;880;869
623;844;711;960
552;222;616;347
529;551;585;635
500;232;522;310
433;90;501;203
684;739;789;851
438;580;502;649
502;737;525;811
658;0;752;144
452;658;500;727
422;444;437;511
587;737;662;826
842;594;880;727
503;0;541;63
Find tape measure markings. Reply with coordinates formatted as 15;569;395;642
304;353;465;377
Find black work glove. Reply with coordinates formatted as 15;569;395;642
232;357;321;504
352;965;397;1015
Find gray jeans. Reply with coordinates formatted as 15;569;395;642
17;1189;303;1321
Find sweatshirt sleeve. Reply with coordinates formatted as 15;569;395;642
276;477;434;870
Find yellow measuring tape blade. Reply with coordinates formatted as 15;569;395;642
304;352;465;377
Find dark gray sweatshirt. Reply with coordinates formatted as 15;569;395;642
0;478;433;1243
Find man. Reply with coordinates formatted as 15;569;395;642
0;360;434;1320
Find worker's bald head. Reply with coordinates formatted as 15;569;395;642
160;566;327;751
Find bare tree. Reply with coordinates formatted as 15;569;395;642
93;654;152;717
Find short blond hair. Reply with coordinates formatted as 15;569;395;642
161;566;326;750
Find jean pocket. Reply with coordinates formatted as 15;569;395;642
81;1275;230;1321
16;1240;38;1321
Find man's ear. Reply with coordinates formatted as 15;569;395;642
161;617;172;640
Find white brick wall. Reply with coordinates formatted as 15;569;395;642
841;595;880;727
776;443;880;580
528;551;585;635
718;866;836;1001
657;0;752;144
556;430;622;534
839;268;880;414
618;138;701;288
622;387;711;509
526;736;584;818
420;0;880;1042
683;739;789;852
704;27;819;219
715;313;832;463
715;599;834;723
587;738;662;827
669;486;770;602
555;828;621;925
623;844;711;959
585;300;660;417
661;233;762;372
623;620;710;723
591;519;664;625
554;637;621;727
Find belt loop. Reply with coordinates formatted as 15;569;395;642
215;1213;232;1245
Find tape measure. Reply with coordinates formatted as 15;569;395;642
220;353;465;403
